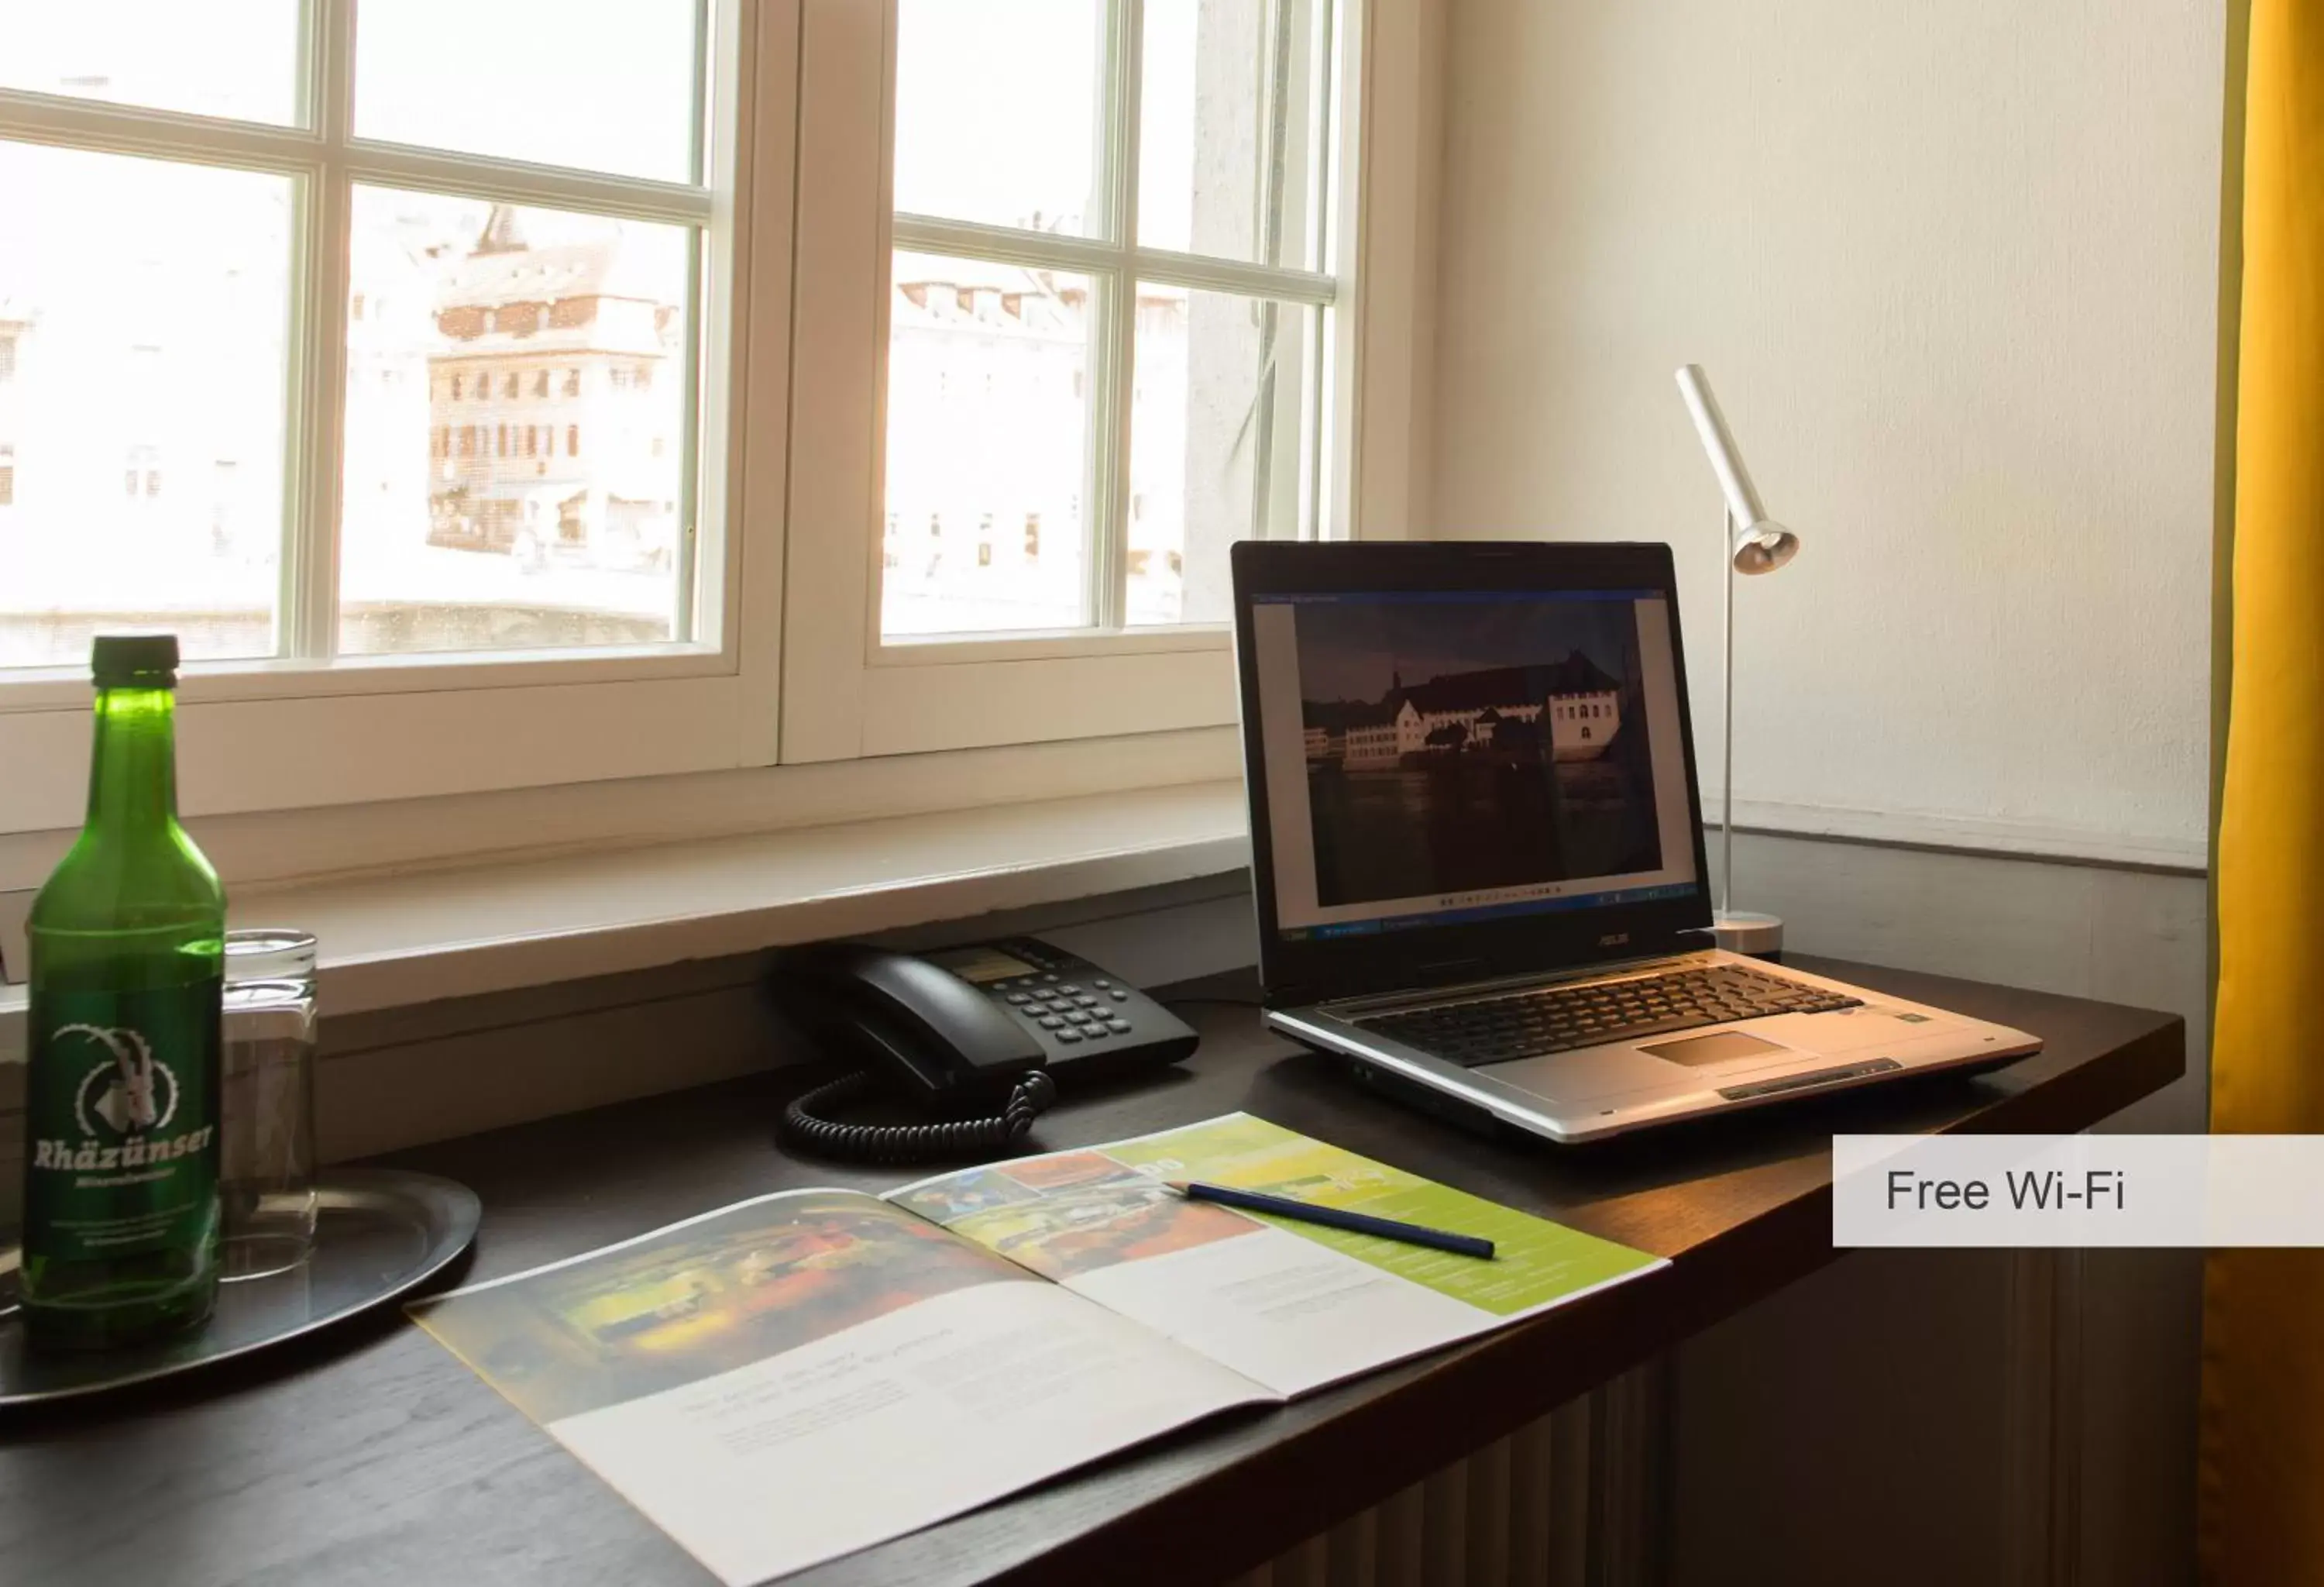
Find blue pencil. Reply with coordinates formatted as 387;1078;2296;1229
1167;1180;1497;1259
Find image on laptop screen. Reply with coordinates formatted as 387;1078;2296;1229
1246;590;1702;941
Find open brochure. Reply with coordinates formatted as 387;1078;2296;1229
409;1112;1666;1585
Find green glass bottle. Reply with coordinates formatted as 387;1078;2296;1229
20;635;225;1350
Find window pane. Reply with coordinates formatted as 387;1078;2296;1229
341;188;693;656
894;0;1103;237
1128;285;1317;627
0;141;290;668
1138;0;1328;267
0;0;300;126
353;0;700;184
881;251;1092;639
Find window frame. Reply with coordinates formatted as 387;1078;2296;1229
0;0;792;835
779;0;1371;763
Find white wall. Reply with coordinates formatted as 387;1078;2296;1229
1428;0;2223;866
1424;6;2225;1579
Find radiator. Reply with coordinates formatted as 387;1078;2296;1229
1230;1371;1663;1587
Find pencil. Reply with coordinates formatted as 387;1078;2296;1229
1167;1180;1496;1259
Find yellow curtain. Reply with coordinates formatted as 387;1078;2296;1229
2201;0;2324;1579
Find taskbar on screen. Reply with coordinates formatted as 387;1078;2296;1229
1282;882;1701;942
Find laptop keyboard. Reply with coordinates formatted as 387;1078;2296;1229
1351;964;1864;1069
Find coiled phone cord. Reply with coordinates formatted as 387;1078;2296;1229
779;1068;1060;1165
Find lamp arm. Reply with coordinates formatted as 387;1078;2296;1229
1676;364;1770;530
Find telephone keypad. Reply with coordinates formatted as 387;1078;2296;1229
976;939;1197;1069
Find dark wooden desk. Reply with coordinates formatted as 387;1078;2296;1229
0;957;2182;1587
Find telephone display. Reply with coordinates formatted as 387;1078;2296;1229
927;945;1038;985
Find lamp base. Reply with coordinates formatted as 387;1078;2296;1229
1711;910;1786;962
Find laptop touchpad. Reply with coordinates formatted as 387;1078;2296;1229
1639;1031;1789;1068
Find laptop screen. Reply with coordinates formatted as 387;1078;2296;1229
1246;589;1702;944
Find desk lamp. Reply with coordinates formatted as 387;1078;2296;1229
1675;363;1799;958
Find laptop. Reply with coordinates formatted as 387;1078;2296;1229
1229;539;2040;1144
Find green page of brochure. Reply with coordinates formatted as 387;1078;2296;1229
1093;1112;1659;1315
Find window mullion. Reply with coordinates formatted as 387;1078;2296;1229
1123;245;1335;305
1089;0;1144;632
0;89;324;172
337;140;715;226
284;0;356;661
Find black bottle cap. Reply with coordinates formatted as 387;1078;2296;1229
91;634;180;687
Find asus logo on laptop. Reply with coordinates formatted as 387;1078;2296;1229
1599;932;1631;948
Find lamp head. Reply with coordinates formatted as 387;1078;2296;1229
1732;520;1799;575
1676;363;1801;575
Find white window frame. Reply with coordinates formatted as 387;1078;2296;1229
779;0;1373;763
0;0;1439;884
0;0;793;835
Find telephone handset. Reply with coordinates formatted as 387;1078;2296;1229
770;937;1198;1164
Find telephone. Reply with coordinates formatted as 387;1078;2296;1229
769;937;1199;1164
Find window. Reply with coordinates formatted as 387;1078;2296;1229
0;0;759;832
781;0;1356;762
876;0;1336;638
0;0;1387;856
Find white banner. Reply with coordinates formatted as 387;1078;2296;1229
1832;1135;2324;1248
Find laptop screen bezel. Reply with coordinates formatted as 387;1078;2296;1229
1230;539;1717;1006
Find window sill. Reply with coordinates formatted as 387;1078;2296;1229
0;780;1253;1062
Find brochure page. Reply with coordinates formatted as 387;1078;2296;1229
887;1113;1666;1397
411;1189;1271;1586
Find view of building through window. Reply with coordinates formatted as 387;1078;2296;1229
0;1;1332;669
0;0;703;670
341;191;690;656
882;0;1332;639
0;139;291;668
884;253;1093;635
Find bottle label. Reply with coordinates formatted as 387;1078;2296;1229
24;982;222;1265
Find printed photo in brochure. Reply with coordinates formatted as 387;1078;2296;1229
891;1148;1260;1282
413;1192;1036;1423
1291;597;1662;904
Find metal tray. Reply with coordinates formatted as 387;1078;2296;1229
0;1168;480;1407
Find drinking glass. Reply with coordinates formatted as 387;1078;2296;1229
219;929;318;1280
